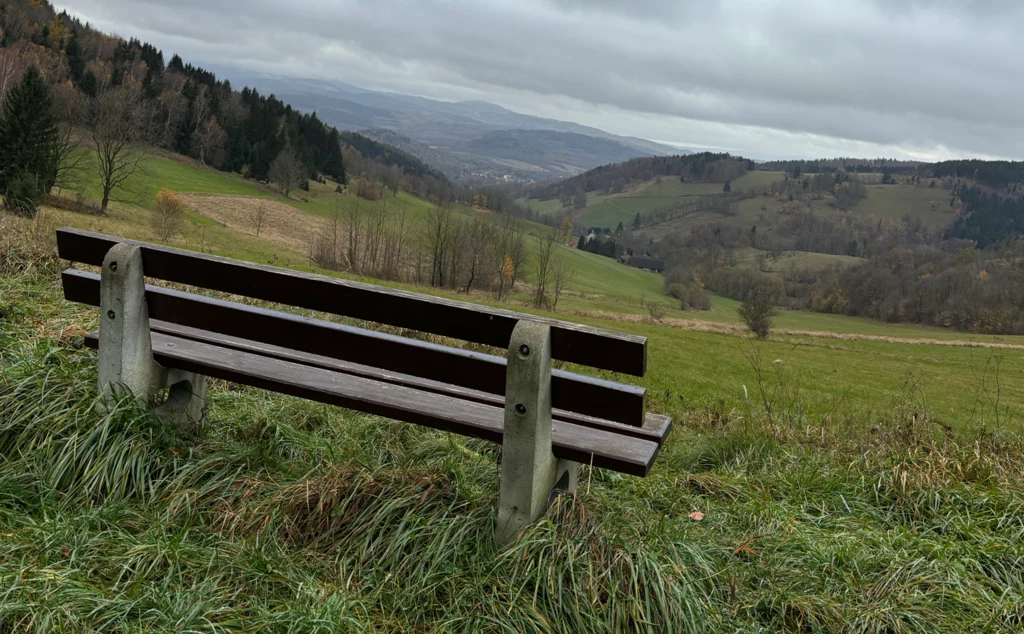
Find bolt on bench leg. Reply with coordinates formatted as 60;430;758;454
496;321;578;546
98;243;207;426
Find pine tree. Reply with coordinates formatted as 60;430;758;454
62;26;84;85
0;67;58;216
632;212;641;229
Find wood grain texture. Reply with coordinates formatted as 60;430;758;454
63;269;646;427
57;228;647;375
83;332;661;476
82;323;668;446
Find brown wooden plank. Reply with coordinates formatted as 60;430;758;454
63;269;646;427
83;332;659;476
84;325;668;446
57;227;647;375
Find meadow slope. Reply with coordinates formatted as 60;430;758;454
3;211;1024;632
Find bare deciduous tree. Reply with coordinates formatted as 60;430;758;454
495;213;527;292
425;201;458;287
268;147;306;198
533;236;556;308
250;201;269;237
345;197;413;279
0;50;22;109
310;197;415;281
463;220;495;292
551;254;574;311
191;115;226;167
90;87;154;213
49;84;87;194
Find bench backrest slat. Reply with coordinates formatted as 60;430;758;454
63;269;647;427
57;228;647;376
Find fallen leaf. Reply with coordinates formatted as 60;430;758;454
688;511;704;521
733;536;763;560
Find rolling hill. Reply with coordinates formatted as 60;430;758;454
213;70;686;181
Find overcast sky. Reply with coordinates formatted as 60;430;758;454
56;0;1023;161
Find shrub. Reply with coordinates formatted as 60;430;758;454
4;172;43;218
668;279;711;312
355;176;380;201
680;285;711;311
647;303;667;322
738;280;779;339
152;188;186;242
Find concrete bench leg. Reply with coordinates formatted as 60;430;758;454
98;243;207;427
496;321;578;546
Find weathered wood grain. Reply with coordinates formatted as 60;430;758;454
64;269;647;427
83;332;661;476
58;228;647;375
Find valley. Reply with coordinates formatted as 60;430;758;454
224;72;685;181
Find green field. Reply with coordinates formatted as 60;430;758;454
860;183;956;225
523;171;788;229
548;244;675;306
67;148;272;208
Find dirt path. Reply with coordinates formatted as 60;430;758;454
567;310;1024;350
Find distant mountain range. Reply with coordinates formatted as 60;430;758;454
213;70;688;181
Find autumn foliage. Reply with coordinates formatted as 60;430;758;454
151;187;185;241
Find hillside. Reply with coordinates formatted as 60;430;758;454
6;194;1024;631
221;71;685;181
522;155;1024;335
0;1;461;211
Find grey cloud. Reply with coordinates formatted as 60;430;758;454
56;0;1024;159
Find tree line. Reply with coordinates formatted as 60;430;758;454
308;198;574;309
809;242;1024;334
525;153;754;202
756;157;921;177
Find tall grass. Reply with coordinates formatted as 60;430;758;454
2;214;1024;632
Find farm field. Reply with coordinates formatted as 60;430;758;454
45;152;1019;342
530;170;957;243
522;171;788;229
859;183;956;225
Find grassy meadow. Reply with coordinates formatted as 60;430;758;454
4;211;1024;632
3;152;1024;631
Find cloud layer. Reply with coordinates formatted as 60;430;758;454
56;0;1024;160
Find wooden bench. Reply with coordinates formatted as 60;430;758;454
57;228;671;543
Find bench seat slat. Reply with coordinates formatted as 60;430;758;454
138;322;670;446
82;332;661;476
62;269;646;427
57;227;648;376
